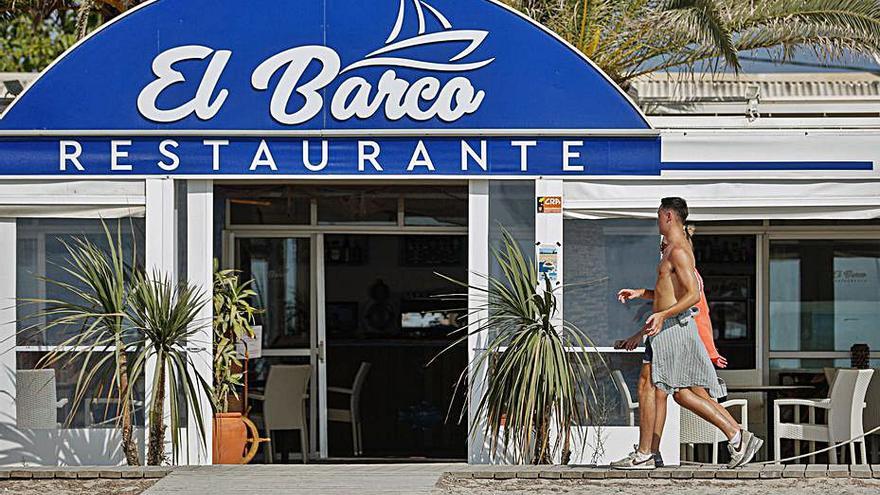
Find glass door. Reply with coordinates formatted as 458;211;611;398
235;234;328;460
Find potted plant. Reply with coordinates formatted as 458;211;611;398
211;264;259;464
435;229;602;464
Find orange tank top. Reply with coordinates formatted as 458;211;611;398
694;269;720;364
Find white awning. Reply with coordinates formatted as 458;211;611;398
563;179;880;221
0;205;145;218
0;179;145;218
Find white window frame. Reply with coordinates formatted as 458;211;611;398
0;183;148;466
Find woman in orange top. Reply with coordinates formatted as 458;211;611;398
694;269;727;368
686;225;727;369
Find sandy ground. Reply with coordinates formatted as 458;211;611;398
435;476;880;495
0;479;157;495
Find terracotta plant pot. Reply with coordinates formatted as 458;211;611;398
212;412;248;464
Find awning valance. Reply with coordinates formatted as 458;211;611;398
563;179;880;221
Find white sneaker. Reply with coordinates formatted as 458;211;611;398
727;430;763;468
611;446;655;470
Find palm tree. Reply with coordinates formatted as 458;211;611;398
435;230;602;464
126;270;211;465
505;0;880;87
16;223;142;465
0;0;141;38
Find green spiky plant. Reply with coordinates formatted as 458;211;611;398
505;0;880;88
126;269;211;466
435;230;602;464
16;222;142;465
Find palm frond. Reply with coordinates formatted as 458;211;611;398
662;0;740;70
506;0;880;86
434;228;605;464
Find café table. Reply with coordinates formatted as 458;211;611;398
725;385;817;460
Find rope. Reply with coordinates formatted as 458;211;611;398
681;424;880;466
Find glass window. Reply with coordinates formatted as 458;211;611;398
574;353;644;428
403;186;467;227
225;185;311;225
692;235;757;369
15;218;146;430
317;186;397;225
489;180;535;273
221;184;468;227
488;181;535;339
17;352;146;429
769;358;880;393
770;239;880;352
564;219;658;347
770;219;880;226
16;218;145;346
323;234;466;339
176;180;188;280
237;237;311;349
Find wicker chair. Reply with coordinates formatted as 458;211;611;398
611;370;639;427
774;369;874;464
251;365;311;463
328;362;371;456
824;367;880;463
16;369;68;429
680;398;748;464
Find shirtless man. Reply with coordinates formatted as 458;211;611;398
610;197;763;469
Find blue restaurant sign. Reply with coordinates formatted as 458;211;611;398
0;0;869;176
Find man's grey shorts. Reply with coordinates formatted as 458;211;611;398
643;308;698;364
641;308;726;398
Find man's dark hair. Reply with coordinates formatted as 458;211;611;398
660;197;688;223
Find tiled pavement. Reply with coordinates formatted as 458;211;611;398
143;463;461;494
1;463;878;493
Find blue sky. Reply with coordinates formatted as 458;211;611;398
730;49;879;73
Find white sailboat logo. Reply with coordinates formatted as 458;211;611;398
342;0;495;73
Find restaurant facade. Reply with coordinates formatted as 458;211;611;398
0;0;878;467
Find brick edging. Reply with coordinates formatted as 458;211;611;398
0;466;173;480
444;464;880;480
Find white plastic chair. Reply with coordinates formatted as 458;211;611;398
862;370;880;463
16;369;68;429
680;398;748;464
824;367;880;463
251;364;311;463
328;362;371;456
611;370;638;427
774;368;874;464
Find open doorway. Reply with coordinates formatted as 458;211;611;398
323;234;467;459
219;183;469;462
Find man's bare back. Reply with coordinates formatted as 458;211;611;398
653;242;696;314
